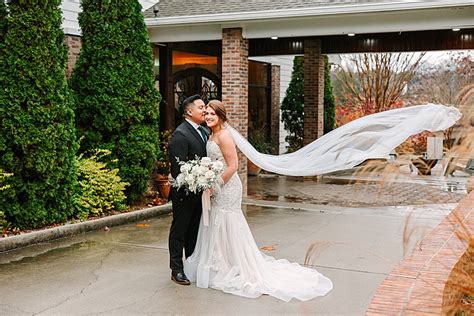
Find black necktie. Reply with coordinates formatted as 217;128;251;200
198;126;208;143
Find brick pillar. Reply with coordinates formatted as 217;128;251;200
64;34;82;78
303;39;324;144
271;65;281;155
222;28;248;194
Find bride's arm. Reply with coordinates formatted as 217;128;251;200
217;130;238;184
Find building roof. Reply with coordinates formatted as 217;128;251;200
145;0;474;43
143;0;393;19
143;0;473;20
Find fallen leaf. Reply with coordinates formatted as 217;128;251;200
136;224;150;228
261;245;277;251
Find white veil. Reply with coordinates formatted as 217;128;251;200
226;103;461;176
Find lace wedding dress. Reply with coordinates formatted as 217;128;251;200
184;140;333;302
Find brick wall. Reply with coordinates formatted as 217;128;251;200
222;28;249;194
64;34;82;78
303;39;324;144
271;65;280;155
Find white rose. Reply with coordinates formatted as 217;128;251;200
197;177;208;187
198;166;208;175
204;170;215;179
185;174;194;184
180;164;191;173
176;173;184;184
200;157;212;166
212;161;224;171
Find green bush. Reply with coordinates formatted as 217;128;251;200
0;1;78;229
70;0;161;203
76;150;128;220
0;170;12;230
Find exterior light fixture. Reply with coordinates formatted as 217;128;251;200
153;4;160;17
452;28;461;31
271;36;278;40
347;33;355;37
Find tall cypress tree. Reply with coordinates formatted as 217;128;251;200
281;56;336;150
0;0;78;229
70;0;161;203
0;1;7;45
323;56;335;134
281;56;304;151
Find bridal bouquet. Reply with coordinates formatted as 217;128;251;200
171;156;224;194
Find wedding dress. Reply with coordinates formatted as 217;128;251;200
184;140;333;302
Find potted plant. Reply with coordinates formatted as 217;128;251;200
155;129;172;199
247;129;272;176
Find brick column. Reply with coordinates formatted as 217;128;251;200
64;34;82;78
303;39;324;144
271;65;280;155
222;28;248;194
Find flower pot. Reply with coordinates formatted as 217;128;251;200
155;174;171;200
247;160;261;176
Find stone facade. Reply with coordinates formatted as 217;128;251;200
221;28;249;194
303;38;324;144
64;34;82;78
271;65;280;155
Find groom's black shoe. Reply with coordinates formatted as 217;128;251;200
171;271;190;285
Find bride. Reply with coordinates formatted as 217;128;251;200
184;100;333;302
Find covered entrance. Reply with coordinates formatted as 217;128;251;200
146;0;474;191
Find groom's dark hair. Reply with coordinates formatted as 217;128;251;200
181;94;203;118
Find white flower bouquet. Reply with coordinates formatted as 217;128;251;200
171;156;224;194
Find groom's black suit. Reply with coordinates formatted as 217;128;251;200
168;119;209;273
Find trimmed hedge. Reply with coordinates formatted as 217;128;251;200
70;0;161;203
0;1;78;229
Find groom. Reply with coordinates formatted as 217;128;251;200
168;94;208;285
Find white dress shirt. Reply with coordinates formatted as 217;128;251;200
186;118;206;142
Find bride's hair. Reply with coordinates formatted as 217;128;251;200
206;100;227;123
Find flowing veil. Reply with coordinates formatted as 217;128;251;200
226;104;461;176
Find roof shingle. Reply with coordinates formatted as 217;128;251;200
143;0;395;19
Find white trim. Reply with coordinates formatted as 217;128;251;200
146;1;474;27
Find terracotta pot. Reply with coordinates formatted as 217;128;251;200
156;179;171;200
155;174;171;200
247;160;261;176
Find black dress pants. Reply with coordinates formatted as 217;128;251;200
168;191;202;273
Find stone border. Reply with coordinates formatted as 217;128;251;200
0;203;172;252
366;191;473;315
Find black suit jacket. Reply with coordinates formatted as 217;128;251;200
168;120;209;200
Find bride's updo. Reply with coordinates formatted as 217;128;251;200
206;100;227;123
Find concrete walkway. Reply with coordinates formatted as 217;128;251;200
0;175;465;315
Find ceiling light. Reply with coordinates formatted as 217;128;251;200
452;28;461;31
271;36;278;40
348;33;356;37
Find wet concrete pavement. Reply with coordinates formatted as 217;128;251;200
0;174;466;315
